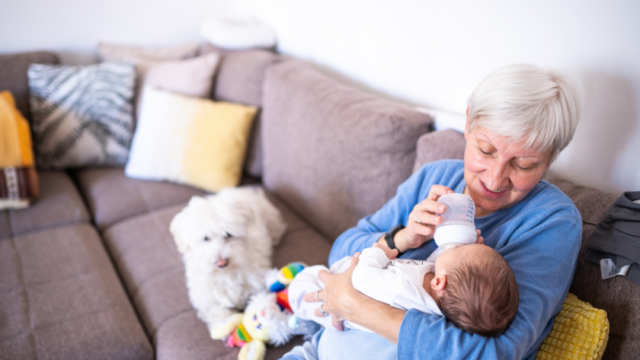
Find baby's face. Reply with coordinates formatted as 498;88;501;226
434;243;493;275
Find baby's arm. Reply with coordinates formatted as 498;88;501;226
352;248;404;305
287;265;336;329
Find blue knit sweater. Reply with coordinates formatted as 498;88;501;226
323;160;582;360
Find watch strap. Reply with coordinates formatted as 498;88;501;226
384;224;405;255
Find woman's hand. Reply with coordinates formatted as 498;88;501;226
302;254;364;331
394;185;454;252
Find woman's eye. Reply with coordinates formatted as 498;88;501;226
479;148;491;155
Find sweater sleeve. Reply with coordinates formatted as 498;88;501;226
352;248;404;304
328;163;448;266
397;205;582;360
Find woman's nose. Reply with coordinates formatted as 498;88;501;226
486;163;509;190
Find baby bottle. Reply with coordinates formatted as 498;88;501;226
433;194;477;250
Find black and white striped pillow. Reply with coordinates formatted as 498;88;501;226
28;62;135;168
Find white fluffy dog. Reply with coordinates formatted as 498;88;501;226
169;187;286;333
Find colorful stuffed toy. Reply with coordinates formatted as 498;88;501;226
212;262;317;360
213;292;294;360
267;262;306;293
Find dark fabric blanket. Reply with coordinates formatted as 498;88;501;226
587;191;640;285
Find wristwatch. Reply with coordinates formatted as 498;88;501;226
384;224;405;256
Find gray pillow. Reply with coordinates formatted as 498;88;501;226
28;63;135;169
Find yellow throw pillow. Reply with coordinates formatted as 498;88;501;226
0;90;38;209
536;293;609;360
125;87;257;192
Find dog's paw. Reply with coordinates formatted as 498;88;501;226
210;313;244;340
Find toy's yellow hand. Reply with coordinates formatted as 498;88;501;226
238;340;266;360
210;313;243;340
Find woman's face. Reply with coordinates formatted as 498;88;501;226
463;113;551;217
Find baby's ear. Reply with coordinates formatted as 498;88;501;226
431;274;447;291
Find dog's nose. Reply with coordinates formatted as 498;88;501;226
216;258;229;268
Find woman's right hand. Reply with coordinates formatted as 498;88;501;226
395;185;454;252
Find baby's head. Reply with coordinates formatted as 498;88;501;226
431;244;519;337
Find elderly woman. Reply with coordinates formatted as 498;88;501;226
281;64;583;360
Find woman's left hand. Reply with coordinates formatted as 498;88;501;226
302;253;364;331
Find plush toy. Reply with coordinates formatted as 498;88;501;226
266;262;306;293
212;262;318;360
212;292;294;360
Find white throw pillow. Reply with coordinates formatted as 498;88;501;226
125;87;257;192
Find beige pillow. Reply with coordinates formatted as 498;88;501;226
97;42;200;62
143;53;220;100
125;87;257;192
97;42;202;116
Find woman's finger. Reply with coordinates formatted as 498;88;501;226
314;304;330;317
303;289;323;303
426;185;454;201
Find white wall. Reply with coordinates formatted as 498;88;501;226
1;0;639;194
242;0;640;194
0;0;228;64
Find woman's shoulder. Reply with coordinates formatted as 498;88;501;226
411;159;465;187
528;179;581;218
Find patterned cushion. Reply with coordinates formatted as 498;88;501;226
28;63;136;168
536;293;609;360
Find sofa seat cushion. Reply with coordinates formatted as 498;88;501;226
262;60;434;241
101;188;332;359
73;167;206;230
0;171;90;239
0;224;153;359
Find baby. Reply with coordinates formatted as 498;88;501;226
288;241;519;337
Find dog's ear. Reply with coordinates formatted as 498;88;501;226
169;211;191;254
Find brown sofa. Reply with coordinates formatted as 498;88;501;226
0;48;637;360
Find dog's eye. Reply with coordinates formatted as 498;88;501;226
203;236;210;242
224;232;232;239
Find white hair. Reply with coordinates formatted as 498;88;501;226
467;64;583;163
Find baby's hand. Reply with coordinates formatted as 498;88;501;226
476;229;484;244
372;242;399;260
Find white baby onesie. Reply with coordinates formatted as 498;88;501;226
288;247;443;332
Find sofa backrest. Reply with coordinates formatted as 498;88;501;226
261;60;434;241
413;130;639;360
0;51;60;121
202;44;281;178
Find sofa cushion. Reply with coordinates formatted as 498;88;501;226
203;44;282;177
0;51;60;122
101;188;331;359
262;60;434;241
0;224;153;359
72;167;206;229
545;177;637;360
413;129;466;173
0;171;90;239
